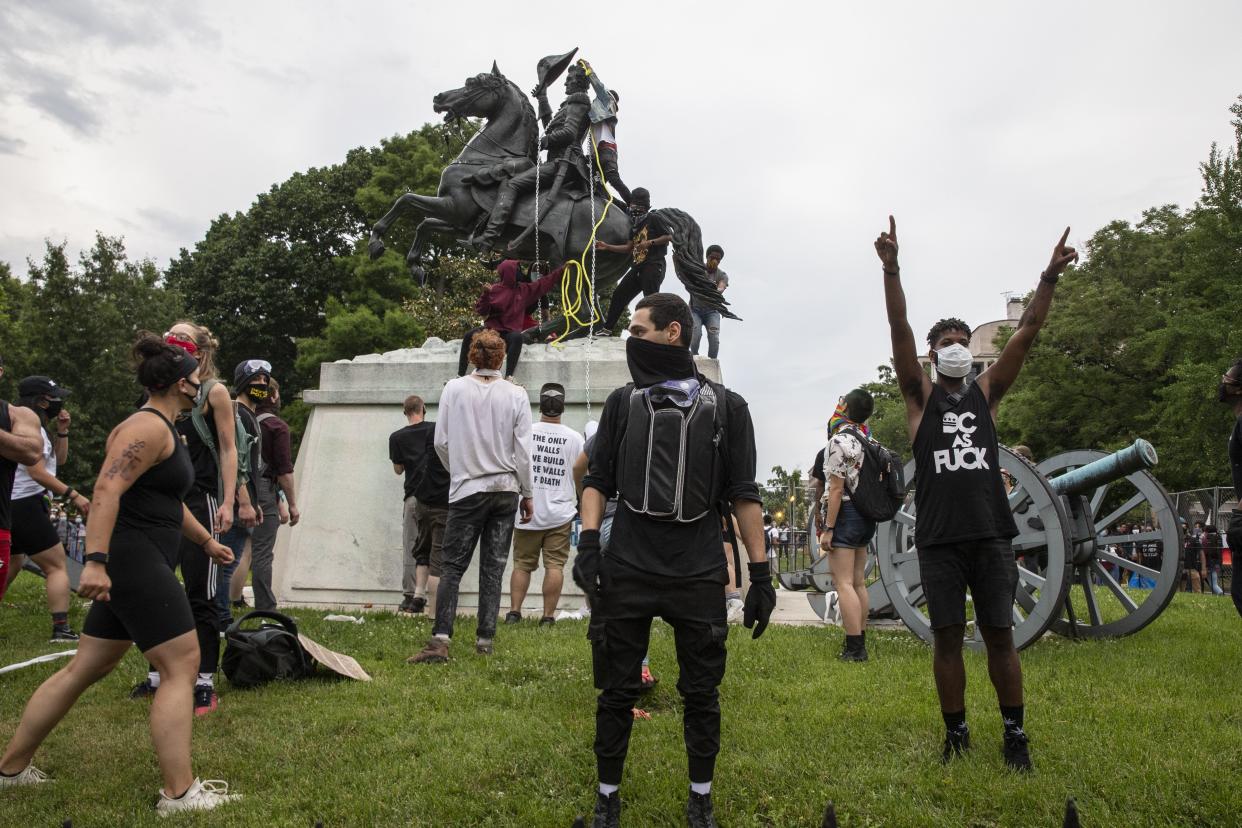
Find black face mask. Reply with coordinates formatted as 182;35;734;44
44;399;64;419
246;385;271;403
1217;382;1240;404
625;336;695;389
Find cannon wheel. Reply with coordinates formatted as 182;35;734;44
876;446;1073;651
1038;449;1183;638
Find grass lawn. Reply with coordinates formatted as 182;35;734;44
1;577;1240;827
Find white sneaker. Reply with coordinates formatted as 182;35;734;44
0;764;50;787
726;597;745;624
156;778;241;816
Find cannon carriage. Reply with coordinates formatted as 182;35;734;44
779;440;1183;649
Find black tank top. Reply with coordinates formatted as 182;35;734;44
176;403;220;496
0;401;15;532
116;409;194;533
913;382;1017;546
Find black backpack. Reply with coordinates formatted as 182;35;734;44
222;611;313;688
841;426;906;522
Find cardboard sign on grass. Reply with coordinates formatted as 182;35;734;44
298;633;372;681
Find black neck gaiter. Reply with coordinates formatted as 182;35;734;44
625;336;695;389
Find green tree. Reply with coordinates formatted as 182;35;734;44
3;235;184;490
996;96;1242;491
764;465;809;529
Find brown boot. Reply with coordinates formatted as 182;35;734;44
407;637;449;664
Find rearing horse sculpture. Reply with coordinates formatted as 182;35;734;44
367;63;632;338
367;61;737;339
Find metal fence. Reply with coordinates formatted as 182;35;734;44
1170;486;1236;593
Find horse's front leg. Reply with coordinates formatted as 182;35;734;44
368;193;459;260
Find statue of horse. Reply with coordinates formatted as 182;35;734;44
367;63;634;339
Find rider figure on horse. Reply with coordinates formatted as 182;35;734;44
475;63;592;252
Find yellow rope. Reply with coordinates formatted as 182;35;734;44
548;100;618;346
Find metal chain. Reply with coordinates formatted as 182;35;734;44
585;138;595;422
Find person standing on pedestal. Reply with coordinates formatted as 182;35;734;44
690;245;728;359
408;330;534;663
596;189;673;334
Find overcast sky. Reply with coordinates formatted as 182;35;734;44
3;1;1241;476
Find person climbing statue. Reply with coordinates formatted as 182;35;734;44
595;188;673;334
475;64;592;252
457;259;566;380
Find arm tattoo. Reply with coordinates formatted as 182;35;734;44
104;440;147;481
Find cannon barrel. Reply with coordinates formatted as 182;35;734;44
1047;439;1157;497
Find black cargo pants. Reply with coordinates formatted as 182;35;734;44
590;561;728;785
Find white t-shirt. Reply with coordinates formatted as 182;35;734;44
12;428;54;500
517;421;585;531
590;119;616;148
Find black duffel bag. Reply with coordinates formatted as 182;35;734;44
222;610;313;688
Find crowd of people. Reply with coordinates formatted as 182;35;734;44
0;324;300;813
4;211;1242;825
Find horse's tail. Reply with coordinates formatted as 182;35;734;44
652;207;740;321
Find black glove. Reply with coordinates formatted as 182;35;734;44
572;530;602;596
743;561;777;639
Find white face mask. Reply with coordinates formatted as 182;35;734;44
934;343;973;378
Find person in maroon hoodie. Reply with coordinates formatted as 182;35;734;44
457;260;565;379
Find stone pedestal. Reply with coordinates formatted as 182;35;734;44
272;336;724;612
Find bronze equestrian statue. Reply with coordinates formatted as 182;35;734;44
367;52;737;340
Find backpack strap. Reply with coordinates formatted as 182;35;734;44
256;412;276;424
189;378;225;501
704;380;742;588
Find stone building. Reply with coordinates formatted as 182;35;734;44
918;297;1025;380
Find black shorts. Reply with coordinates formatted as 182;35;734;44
832;500;876;549
10;493;61;557
917;536;1018;630
82;528;195;652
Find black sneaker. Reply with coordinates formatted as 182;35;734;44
539;616;555;627
410;596;427;614
941;725;971;763
193;685;218;717
504;611;522;624
397;598;417;616
686;791;718;828
129;678;158;700
591;791;621;828
50;625;79;644
1002;728;1032;772
231;598;248;610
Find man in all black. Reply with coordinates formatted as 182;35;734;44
390;394;434;614
0;334;239;814
877;216;1079;772
0;356;45;601
578;293;774;828
596;188;673;333
1216;358;1242;618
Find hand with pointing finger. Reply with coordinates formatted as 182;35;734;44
1042;227;1079;283
874;215;899;273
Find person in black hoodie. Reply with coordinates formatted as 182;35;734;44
576;293;773;828
877;216;1078;772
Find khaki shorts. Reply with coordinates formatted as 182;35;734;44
412;501;449;577
511;522;572;572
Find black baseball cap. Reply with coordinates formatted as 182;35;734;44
540;382;565;400
19;376;70;399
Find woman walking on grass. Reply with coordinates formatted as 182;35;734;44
0;334;240;815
